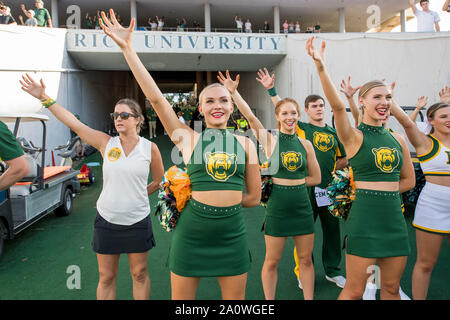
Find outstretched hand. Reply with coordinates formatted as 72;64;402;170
340;76;361;98
438;86;450;104
416;96;428;110
256;68;275;90
306;36;326;65
217;70;240;94
20;73;47;100
99;8;135;49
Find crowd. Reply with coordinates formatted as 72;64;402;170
1;0;447;33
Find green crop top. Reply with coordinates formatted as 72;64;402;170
349;123;403;182
186;128;246;191
269;131;307;179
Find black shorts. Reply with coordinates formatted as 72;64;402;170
92;212;156;255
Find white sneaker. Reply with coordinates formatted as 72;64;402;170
325;275;346;288
363;282;377;300
297;277;303;290
399;287;411;300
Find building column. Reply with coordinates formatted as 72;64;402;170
273;6;280;34
400;9;406;32
206;71;213;85
51;0;58;28
338;7;345;33
130;0;137;29
204;3;211;32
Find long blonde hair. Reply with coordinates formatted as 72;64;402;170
357;80;387;125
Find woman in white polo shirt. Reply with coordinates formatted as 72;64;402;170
19;74;164;300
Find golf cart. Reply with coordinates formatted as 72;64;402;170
0;114;80;259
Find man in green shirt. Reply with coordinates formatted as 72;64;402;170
257;68;348;289
20;0;52;28
0;121;29;192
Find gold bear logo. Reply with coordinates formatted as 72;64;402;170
205;152;237;181
313;132;335;152
107;147;122;162
281;151;303;172
372;147;400;173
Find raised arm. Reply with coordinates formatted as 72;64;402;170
340;76;362;127
20;4;32;19
409;96;428;122
20;74;110;154
306;37;358;147
217;70;275;156
443;0;450;11
390;98;430;152
256;68;281;106
410;0;417;14
99;10;194;148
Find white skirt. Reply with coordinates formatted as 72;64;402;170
413;182;450;234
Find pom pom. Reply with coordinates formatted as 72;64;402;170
155;166;191;232
327;167;355;220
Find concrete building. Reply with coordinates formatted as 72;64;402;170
1;0;449;165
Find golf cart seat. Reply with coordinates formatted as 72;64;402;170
9;154;40;196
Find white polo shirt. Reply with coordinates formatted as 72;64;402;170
97;136;152;225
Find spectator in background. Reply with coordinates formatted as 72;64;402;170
193;20;201;32
0;5;17;25
263;20;270;33
19;10;38;26
148;18;157;31
314;21;321;33
443;0;450;12
21;0;52;28
177;18;186;31
156;16;164;30
410;0;440;32
85;13;94;29
288;21;294;33
295;21;301;33
235;16;243;32
244;18;252;33
116;13;122;25
282;20;289;34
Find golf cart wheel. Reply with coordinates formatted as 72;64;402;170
55;188;73;217
88;170;95;184
0;220;6;260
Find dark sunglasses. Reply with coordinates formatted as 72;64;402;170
110;112;138;120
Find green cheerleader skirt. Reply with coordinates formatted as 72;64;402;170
344;189;411;258
168;198;251;277
264;184;314;237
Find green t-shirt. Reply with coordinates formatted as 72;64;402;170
34;8;51;27
296;121;346;188
182;109;193;121
0;121;24;161
146;109;157;121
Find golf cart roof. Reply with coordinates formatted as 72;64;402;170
0;113;49;123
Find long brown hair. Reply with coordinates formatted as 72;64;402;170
427;102;450;133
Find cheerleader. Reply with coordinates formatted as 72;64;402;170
100;10;261;300
389;96;450;300
217;71;321;300
306;36;415;300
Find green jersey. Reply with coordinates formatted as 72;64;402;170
34;8;51;27
296;121;346;188
0;121;23;161
146;109;157;121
